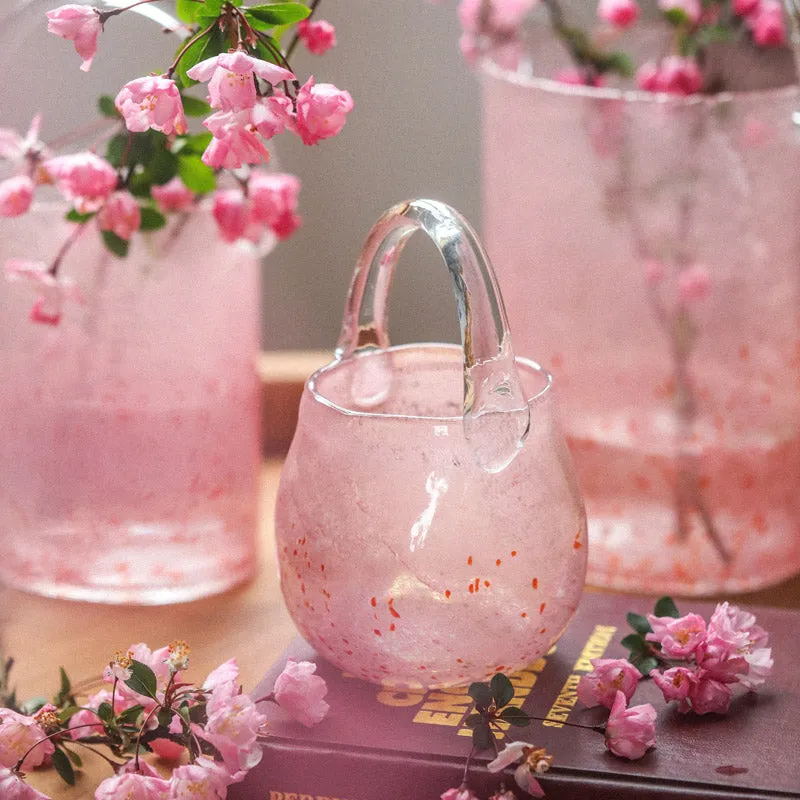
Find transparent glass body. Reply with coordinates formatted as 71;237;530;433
0;206;261;603
275;200;587;688
481;35;800;594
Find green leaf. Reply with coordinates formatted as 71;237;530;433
118;704;145;725
246;3;311;26
626;612;653;636
654;596;680;619
632;656;659;676
59;667;71;697
663;7;690;26
499;706;531;727
490;673;515;709
157;707;174;728
176;0;201;22
176;26;224;89
463;712;483;729
180;132;213;155
59;706;81;724
472;722;493;751
467;682;493;710
150;148;179;185
188;703;208;725
20;697;47;715
181;95;213;117
128;169;153;198
52;748;76;786
140;207;167;232
602;51;634;78
106;134;128;167
124;660;158;698
97;701;114;724
64;748;83;768
178;154;216;194
98;95;120;119
65;209;95;224
620;633;647;653
254;37;281;66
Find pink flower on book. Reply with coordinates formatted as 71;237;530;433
271;660;330;727
604;691;656;760
94;772;169;800
97;191;141;241
687;675;732;715
151;177;194;213
294;78;354;146
747;0;786;46
487;741;549;798
597;0;639;28
0;709;55;771
203;110;270;169
69;688;136;739
187;51;294;112
115;76;187;136
5;259;83;326
201;691;267;773
441;786;481;800
0;767;51;800
577;658;641;709
169;756;233;798
646;612;706;658
298;19;337;55
212;189;250;243
108;643;171;710
44;152;117;213
0;176;35;217
650;666;698;703
46;4;102;72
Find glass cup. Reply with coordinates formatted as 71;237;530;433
275;199;587;688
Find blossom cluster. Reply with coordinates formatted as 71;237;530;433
454;0;789;95
0;643;329;800
1;0;352;326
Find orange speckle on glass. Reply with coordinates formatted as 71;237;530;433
467;555;473;566
345;649;353;655
370;596;377;607
511;550;517;557
456;658;464;663
540;627;547;634
573;539;583;550
484;580;490;588
496;559;502;566
468;584;475;594
419;665;427;670
540;602;547;614
293;549;298;556
320;564;325;572
698;475;711;490
330;621;335;628
373;629;382;636
739;344;750;361
474;577;480;592
389;623;396;632
290;522;296;529
521;612;527;618
342;638;349;644
389;605;401;619
494;665;505;672
445;589;451;599
388;597;394;605
532;578;539;589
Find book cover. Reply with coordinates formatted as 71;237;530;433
231;594;800;800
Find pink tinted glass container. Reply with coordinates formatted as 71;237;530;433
0;205;261;603
481;33;800;595
276;199;587;688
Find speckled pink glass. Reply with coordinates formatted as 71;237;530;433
0;205;261;604
275;200;587;688
481;36;800;595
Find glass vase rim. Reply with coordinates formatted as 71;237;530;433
307;343;553;422
479;51;800;107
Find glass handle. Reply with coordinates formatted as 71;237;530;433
335;198;530;473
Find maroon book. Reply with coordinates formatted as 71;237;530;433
231;594;800;800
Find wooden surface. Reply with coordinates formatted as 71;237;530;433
3;351;800;797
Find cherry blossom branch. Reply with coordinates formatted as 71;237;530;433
49;221;89;278
70;740;128;770
285;0;323;59
98;0;162;25
134;704;161;770
165;21;217;79
14;724;102;771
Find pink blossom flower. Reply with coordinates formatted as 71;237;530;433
647;612;706;658
251;95;294;141
441;786;480;800
459;0;536;35
555;68;608;87
0;115;47;165
270;210;302;240
459;33;480;62
46;4;102;72
636;61;663;92
5;259;84;326
115;76;187;136
271;660;330;727
212;189;250;243
636;57;703;95
0;767;51;800
734;0;760;15
688;676;732;714
487;741;548;798
747;0;786;46
0;709;54;771
298;19;337;55
741;647;774;690
577;658;641;709
95;772;170;800
0;176;35;217
44;152;117;213
151;177;194;213
187;51;294;112
294;78;354;146
597;0;639;28
69;689;136;739
658;0;701;23
201;691;266;772
604;691;656;760
203;658;240;695
109;644;171;710
677;264;711;303
97;191;141;241
248;172;301;235
650;666;699;703
203;110;270;169
168;756;232;799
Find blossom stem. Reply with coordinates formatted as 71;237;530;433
461;745;475;785
13;724;102;772
166;21;217;79
285;0;323;59
110;677;118;719
98;0;162;25
49;221;89;278
70;741;127;770
134;704;161;770
251;692;275;705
